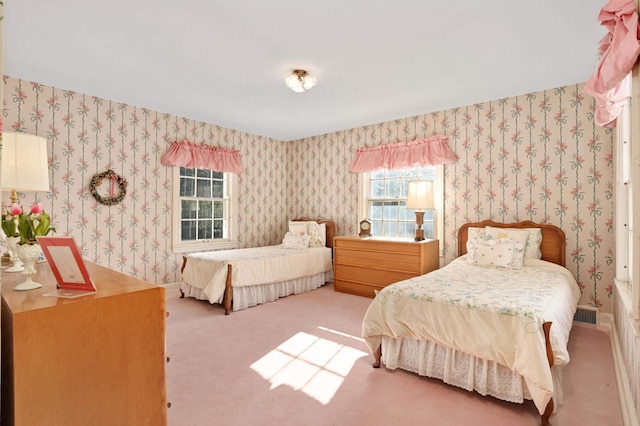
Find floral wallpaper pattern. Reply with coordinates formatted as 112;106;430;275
2;76;288;285
287;83;614;313
2;76;614;314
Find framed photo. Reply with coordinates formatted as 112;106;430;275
37;236;95;293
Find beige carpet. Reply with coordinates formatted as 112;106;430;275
165;283;623;426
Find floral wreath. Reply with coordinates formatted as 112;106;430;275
90;169;128;206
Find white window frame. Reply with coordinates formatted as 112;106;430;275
615;76;640;335
358;165;445;256
171;166;239;253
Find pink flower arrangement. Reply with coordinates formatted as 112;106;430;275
1;202;56;244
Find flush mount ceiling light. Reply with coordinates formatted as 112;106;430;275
285;69;317;93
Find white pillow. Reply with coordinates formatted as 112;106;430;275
468;238;525;269
485;226;529;249
288;220;327;247
281;232;310;249
288;221;308;235
522;228;542;259
307;221;324;247
318;223;327;246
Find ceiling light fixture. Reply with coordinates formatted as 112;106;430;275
285;69;317;93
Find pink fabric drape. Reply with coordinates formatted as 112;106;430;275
160;140;245;174
583;0;640;127
349;134;457;173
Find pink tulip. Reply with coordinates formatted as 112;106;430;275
9;203;22;216
30;202;43;214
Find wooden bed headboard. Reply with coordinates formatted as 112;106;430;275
292;217;337;250
458;220;566;267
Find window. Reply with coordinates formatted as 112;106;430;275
615;97;639;333
172;166;239;253
359;165;441;241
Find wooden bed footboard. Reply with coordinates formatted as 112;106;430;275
371;321;555;426
179;256;234;314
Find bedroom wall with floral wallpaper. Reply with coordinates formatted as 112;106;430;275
1;75;615;313
286;82;615;312
1;76;289;285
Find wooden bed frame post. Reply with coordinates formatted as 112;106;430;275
541;321;554;426
223;263;233;315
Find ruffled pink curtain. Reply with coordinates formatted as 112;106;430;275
349;134;457;173
583;0;640;127
160;140;245;174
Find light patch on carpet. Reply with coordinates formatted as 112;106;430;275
250;331;367;404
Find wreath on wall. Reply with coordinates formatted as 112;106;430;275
90;169;128;206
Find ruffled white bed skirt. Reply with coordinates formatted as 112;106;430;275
181;270;333;311
381;336;564;412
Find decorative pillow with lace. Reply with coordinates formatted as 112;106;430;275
281;231;310;249
468;238;525;270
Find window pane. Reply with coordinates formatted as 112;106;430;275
198;200;212;218
399;221;413;238
384;221;398;235
371;220;382;236
370;201;383;220
423;223;435;239
370;170;385;179
181;200;197;219
371;179;385;198
197;219;212;239
180;177;195;197
400;201;412;220
383;201;399;220
181;220;196;240
213;220;224;238
197;169;211;178
386;170;401;178
385;179;401;197
213;200;224;218
212;171;224;179
196;179;212;198
212;180;224;198
180;167;195;177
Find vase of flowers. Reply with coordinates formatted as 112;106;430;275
2;202;56;291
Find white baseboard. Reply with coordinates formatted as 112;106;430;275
161;281;181;293
599;313;639;426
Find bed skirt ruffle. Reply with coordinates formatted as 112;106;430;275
180;270;333;311
381;336;564;412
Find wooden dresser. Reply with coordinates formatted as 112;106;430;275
333;236;439;297
1;262;167;426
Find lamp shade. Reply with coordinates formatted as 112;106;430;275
406;180;434;210
1;132;50;193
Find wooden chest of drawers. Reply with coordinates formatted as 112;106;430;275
333;236;439;298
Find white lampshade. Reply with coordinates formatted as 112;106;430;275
406;180;434;210
1;132;50;197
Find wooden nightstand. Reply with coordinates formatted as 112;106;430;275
333;236;439;298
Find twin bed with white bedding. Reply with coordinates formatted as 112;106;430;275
362;220;580;425
180;218;336;314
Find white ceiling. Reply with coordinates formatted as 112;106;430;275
4;1;606;142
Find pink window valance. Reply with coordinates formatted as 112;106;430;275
349;134;458;173
583;0;640;127
160;140;245;174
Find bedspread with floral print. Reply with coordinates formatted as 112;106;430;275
362;256;580;415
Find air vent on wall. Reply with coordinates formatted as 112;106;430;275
573;305;600;325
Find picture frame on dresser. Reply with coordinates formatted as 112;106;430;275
37;236;96;297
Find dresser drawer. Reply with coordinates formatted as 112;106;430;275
334;264;416;286
334;250;422;274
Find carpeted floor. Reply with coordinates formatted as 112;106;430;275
165;283;623;426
